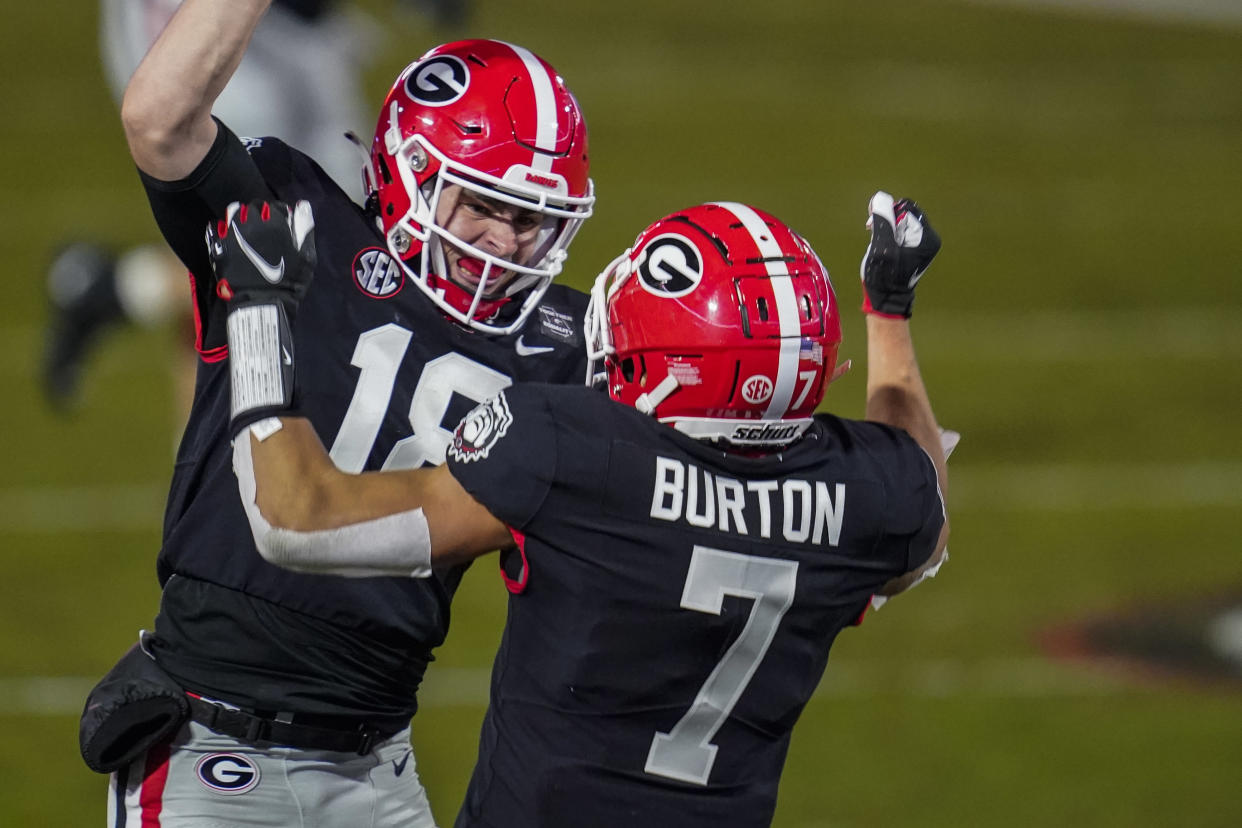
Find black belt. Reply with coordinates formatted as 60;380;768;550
187;695;389;755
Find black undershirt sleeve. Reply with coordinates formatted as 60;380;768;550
137;118;275;352
138;118;274;283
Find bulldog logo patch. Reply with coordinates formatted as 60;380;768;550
449;392;514;463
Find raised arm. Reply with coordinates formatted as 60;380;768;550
865;317;946;507
858;192;950;595
121;0;272;178
212;200;512;576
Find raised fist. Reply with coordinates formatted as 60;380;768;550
859;191;940;318
207;200;316;431
207;200;316;321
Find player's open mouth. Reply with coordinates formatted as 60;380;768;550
457;257;486;282
453;256;513;298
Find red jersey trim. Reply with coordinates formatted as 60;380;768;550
501;527;530;594
188;271;229;363
852;600;871;627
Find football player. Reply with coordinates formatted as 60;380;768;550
218;192;949;827
86;1;593;826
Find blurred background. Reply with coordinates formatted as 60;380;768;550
2;0;1241;824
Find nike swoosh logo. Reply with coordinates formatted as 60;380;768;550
515;335;554;357
231;220;285;284
282;346;293;366
393;750;411;777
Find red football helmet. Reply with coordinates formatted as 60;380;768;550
366;39;594;334
585;203;842;447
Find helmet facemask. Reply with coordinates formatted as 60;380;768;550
384;132;592;334
584;249;631;387
368;40;594;336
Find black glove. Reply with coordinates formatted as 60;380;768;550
205;200;316;433
208;199;316;320
859;191;940;318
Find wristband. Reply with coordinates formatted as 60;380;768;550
227;302;295;428
232;428;434;579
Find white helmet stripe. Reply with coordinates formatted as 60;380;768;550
498;40;558;173
712;202;801;419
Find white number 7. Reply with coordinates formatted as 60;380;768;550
644;546;798;786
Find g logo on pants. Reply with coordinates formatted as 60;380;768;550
196;753;260;795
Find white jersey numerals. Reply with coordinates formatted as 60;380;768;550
328;323;512;472
384;353;510;470
644;546;798;785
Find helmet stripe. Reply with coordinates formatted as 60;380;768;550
499;41;558;174
712;202;801;419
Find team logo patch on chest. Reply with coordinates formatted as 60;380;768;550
195;753;260;795
353;248;404;299
449;392;514;463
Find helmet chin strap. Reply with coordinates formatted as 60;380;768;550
634;374;680;416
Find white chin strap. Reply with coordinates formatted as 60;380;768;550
232;421;434;579
635;374;680;415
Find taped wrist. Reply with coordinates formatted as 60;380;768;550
227;302;296;433
232;425;434;579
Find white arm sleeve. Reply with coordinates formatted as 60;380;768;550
232;420;434;578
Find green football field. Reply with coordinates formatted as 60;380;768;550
2;0;1241;824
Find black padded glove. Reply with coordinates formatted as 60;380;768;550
205;200;316;433
208;199;316;320
859;191;940;318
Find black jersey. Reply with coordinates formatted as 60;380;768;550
139;123;589;724
447;384;944;827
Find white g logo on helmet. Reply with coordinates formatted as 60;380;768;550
405;55;470;106
635;235;703;298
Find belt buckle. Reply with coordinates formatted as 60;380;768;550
244;716;272;744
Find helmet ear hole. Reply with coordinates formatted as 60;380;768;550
620;356;636;383
726;360;741;403
376;155;393;187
